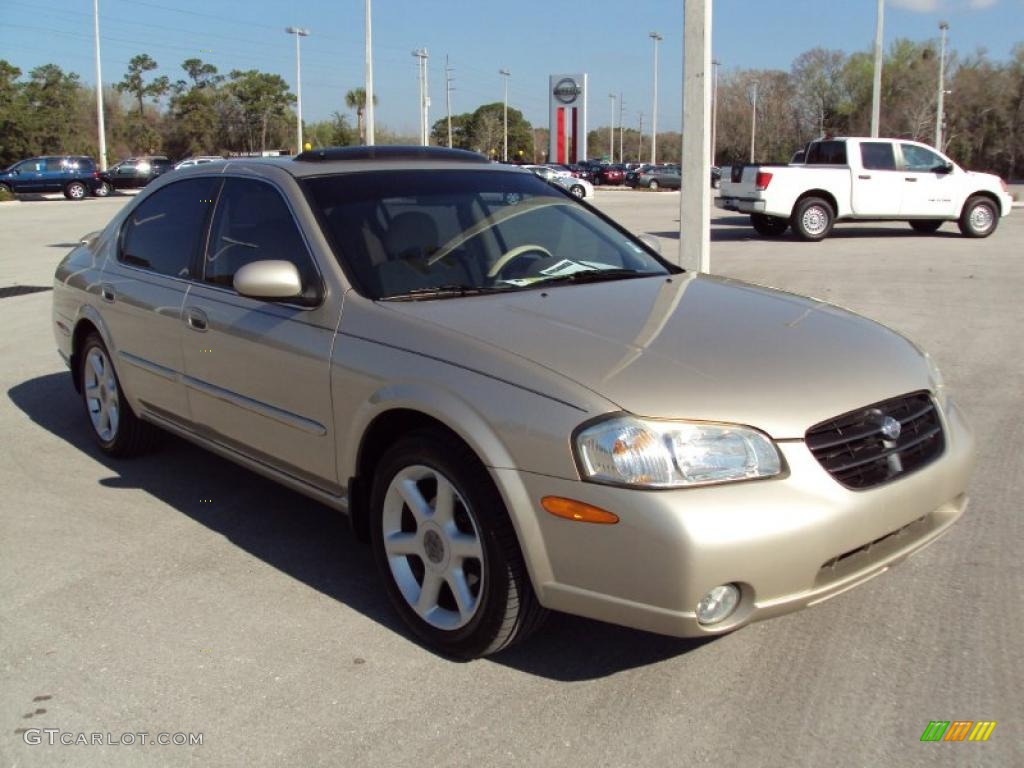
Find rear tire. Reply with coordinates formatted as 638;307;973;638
649;180;659;191
909;220;943;233
79;333;157;457
791;196;834;241
64;181;87;200
93;181;112;198
0;182;13;197
958;195;999;238
370;429;546;659
751;213;789;237
569;184;585;199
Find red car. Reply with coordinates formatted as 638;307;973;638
597;164;626;185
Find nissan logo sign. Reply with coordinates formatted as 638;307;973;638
553;78;582;104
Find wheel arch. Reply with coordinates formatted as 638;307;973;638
794;189;839;218
962;190;1002;217
69;312;111;392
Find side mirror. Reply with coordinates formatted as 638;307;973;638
935;161;954;174
233;260;303;300
638;234;662;254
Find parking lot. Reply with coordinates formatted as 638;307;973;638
1;191;1021;767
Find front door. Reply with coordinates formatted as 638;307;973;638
180;176;340;493
898;143;959;218
851;142;904;216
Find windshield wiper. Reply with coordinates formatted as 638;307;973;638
381;284;516;301
530;268;656;287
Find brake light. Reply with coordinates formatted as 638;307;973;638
92;171;100;178
755;171;773;191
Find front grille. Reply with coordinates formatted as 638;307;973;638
806;392;944;490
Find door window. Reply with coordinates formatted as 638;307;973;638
120;178;221;278
806;141;848;165
203;178;318;301
901;144;944;172
860;142;897;171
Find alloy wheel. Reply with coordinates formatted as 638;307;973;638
83;347;119;441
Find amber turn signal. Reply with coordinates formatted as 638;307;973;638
541;496;619;524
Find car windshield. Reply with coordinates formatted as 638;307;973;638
304;169;675;300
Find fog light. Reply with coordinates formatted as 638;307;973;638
696;584;740;625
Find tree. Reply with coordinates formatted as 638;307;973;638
0;60;31;164
305;112;356;148
430;112;472;148
345;87;377;143
224;69;295;151
117;54;169;118
791;48;848;140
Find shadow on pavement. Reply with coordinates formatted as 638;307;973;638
8;372;706;680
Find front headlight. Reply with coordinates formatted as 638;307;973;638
574;415;782;488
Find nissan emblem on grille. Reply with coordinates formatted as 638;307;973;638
880;416;902;441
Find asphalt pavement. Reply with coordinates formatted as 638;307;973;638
1;191;1021;767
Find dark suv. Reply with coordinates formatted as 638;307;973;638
99;157;174;194
0;155;102;200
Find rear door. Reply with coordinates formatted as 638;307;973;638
898;143;959;218
180;176;340;492
850;141;903;216
101;177;222;421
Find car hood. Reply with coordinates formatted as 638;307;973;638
381;274;933;438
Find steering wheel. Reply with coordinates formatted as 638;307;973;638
487;244;554;279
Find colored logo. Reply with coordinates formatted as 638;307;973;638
920;721;996;742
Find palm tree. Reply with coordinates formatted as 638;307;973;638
345;87;378;144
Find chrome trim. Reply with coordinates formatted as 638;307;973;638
182;374;327;436
118;350;178;382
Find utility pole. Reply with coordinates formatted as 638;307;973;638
638;112;644;163
285;27;310;152
749;80;759;162
935;21;949;151
618;92;625;162
711;59;720;166
680;0;712;273
445;56;454;148
92;0;107;170
412;48;429;145
499;68;511;161
364;0;375;145
871;0;884;137
649;31;662;165
608;93;616;163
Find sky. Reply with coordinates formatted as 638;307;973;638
2;0;1022;136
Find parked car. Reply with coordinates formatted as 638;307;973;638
173;156;225;171
717;137;1013;240
0;155;102;200
624;164;657;187
53;145;973;659
597;164;627;185
711;165;722;188
523;165;594;199
98;156;174;194
638;166;681;190
568;164;596;182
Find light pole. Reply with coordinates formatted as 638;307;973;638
445;56;454;148
618;92;625;162
412;49;429;146
871;0;884;137
499;68;511;161
92;0;107;170
364;0;374;145
638;111;644;163
608;93;616;163
649;31;662;164
285;27;309;152
935;21;949;151
711;59;720;166
749;80;759;162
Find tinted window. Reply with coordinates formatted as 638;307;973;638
806;141;848;165
901;144;944;172
120;178;221;278
204;178;318;300
860;142;896;171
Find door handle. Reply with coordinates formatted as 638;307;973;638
904;177;918;182
858;174;871;180
100;283;115;303
186;308;208;332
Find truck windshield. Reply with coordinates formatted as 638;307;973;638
303;169;675;300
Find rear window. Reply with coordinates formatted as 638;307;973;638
860;142;896;171
805;141;848;165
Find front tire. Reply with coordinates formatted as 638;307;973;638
64;181;87;200
0;182;13;197
93;181;113;198
569;184;586;199
370;430;546;659
751;213;789;237
958;195;999;238
79;333;156;457
649;180;659;191
791;196;834;241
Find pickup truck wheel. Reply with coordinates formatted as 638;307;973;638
370;430;546;659
958;196;999;238
792;197;834;241
909;220;943;234
751;213;789;237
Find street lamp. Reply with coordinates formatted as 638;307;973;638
413;49;429;146
711;59;720;167
936;21;949;150
649;31;662;164
749;80;759;162
608;93;616;163
93;0;107;170
499;68;511;161
285;26;310;152
871;0;884;137
364;0;374;145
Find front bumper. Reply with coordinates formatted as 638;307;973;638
494;397;974;638
715;196;766;213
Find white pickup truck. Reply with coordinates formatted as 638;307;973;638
716;137;1013;241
